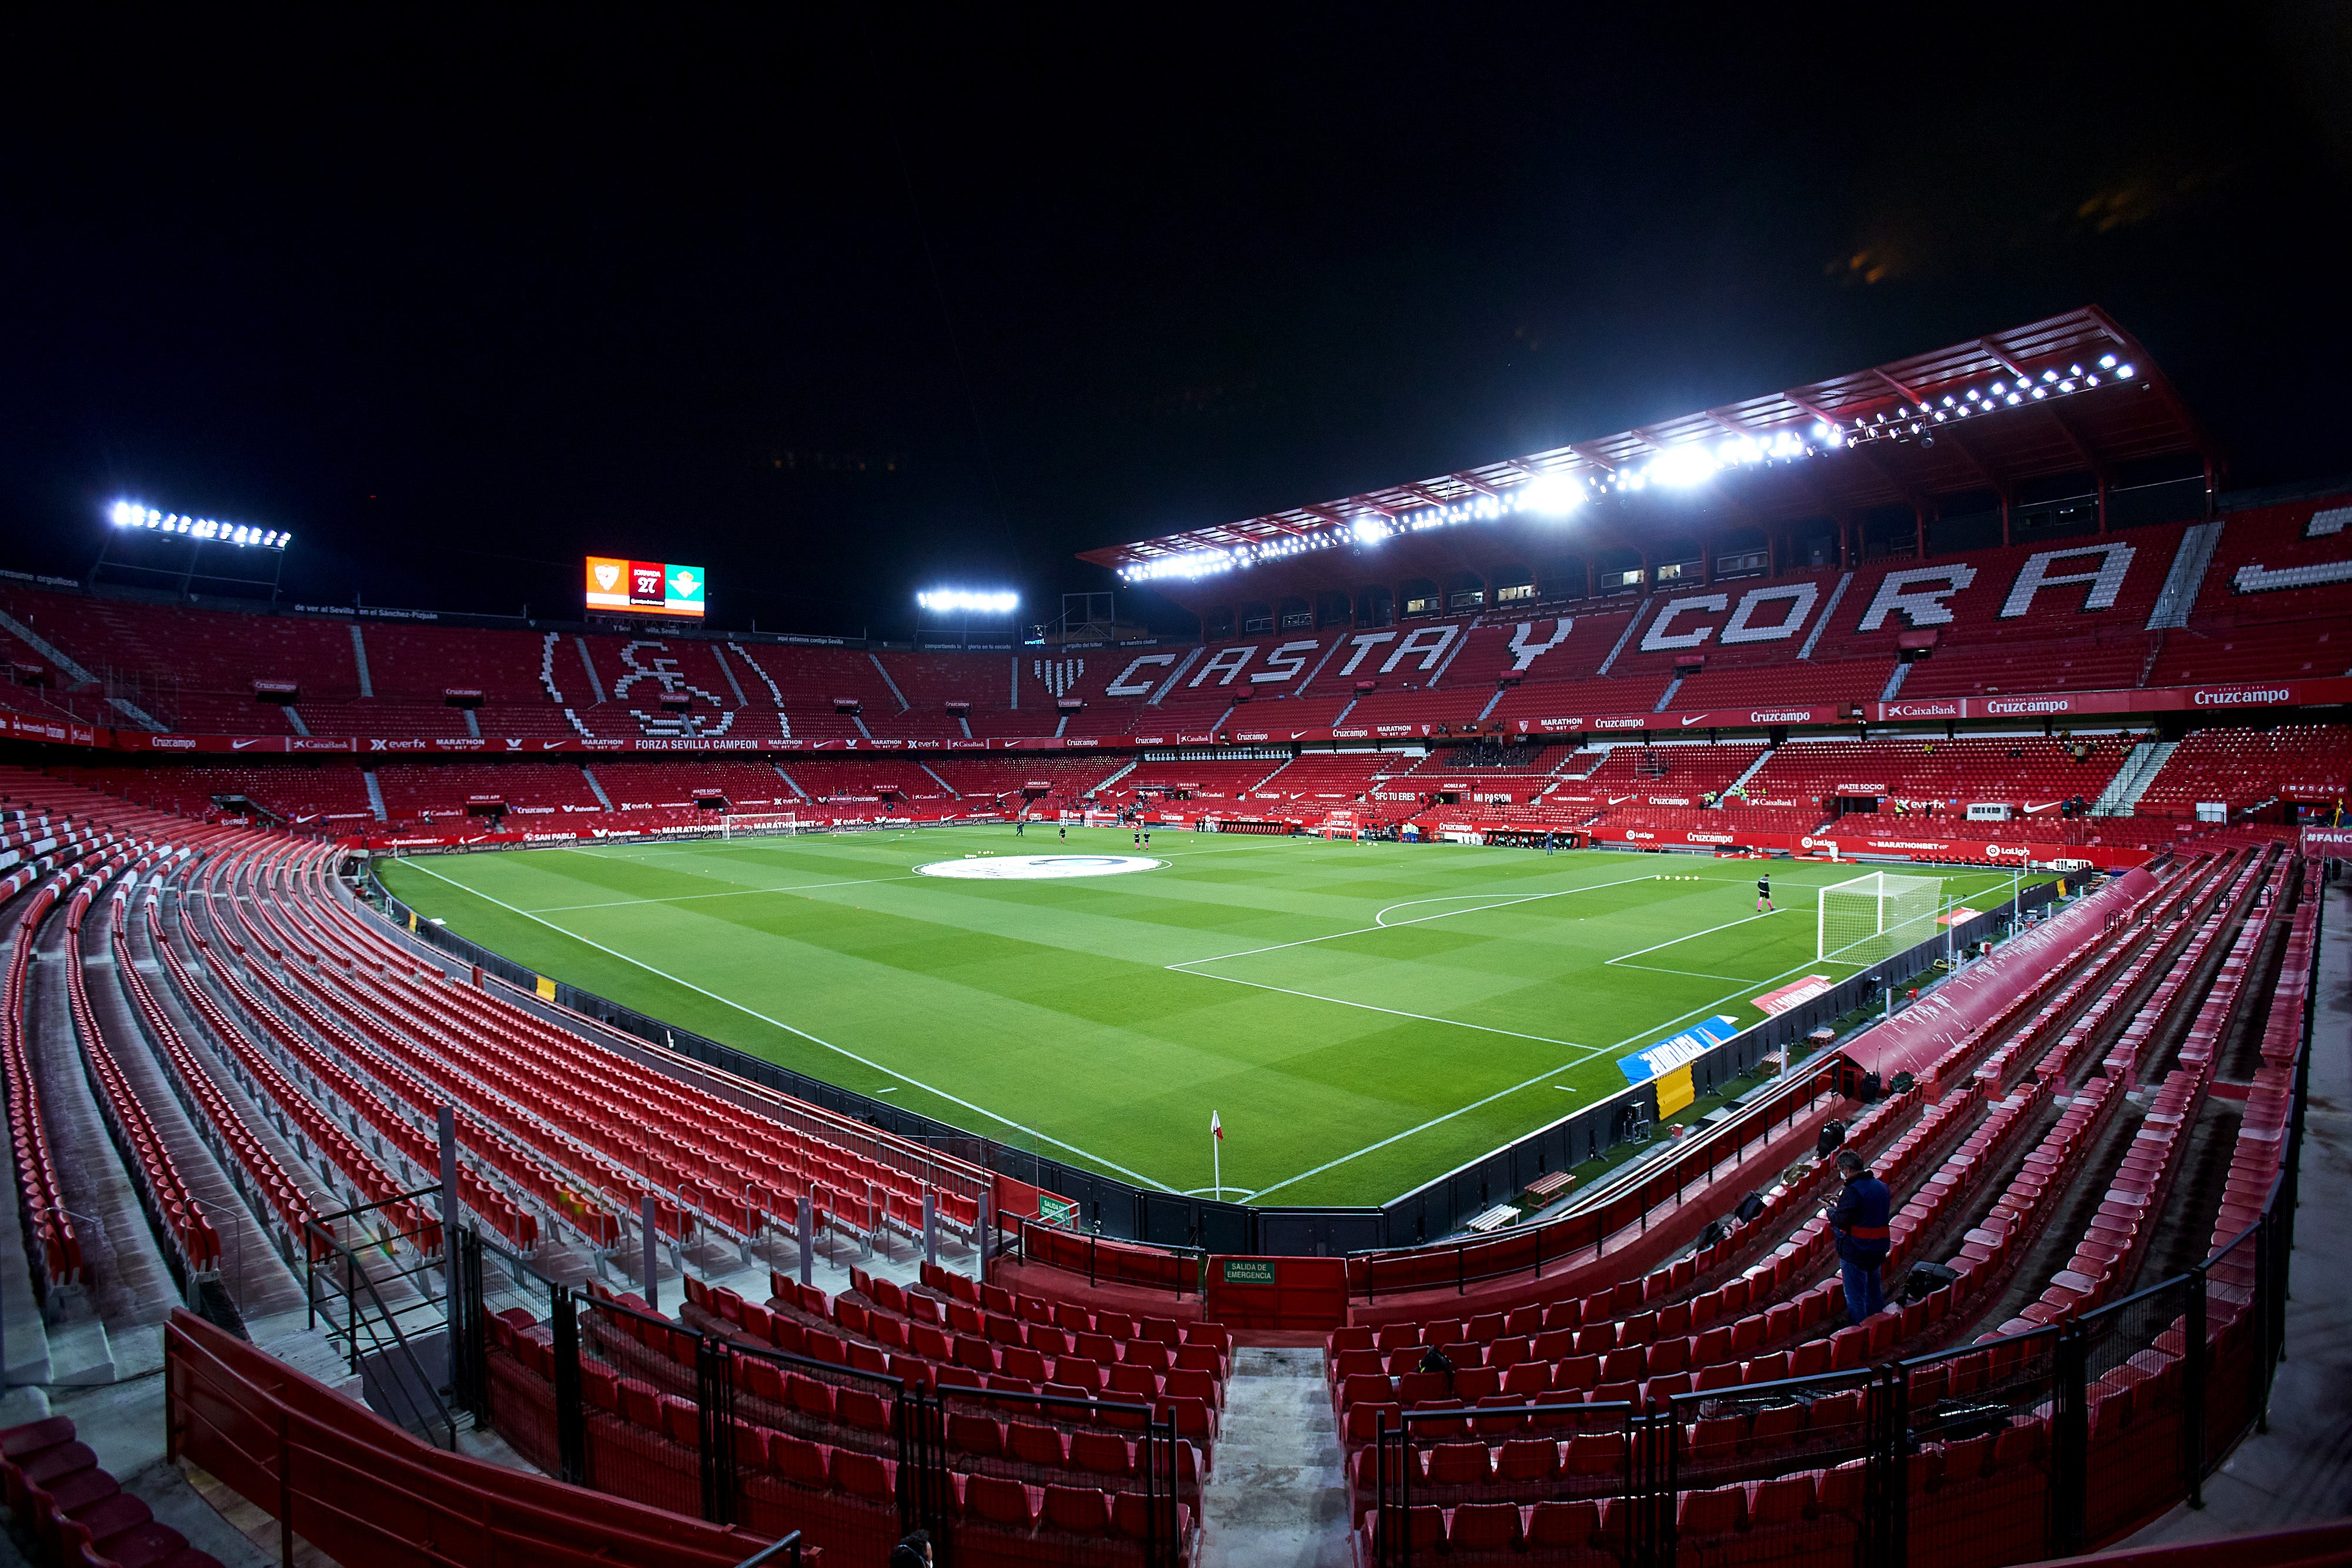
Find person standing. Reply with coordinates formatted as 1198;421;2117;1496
1756;871;1775;912
1826;1150;1891;1322
1058;822;1067;842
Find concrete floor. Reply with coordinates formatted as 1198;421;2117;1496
1198;1347;1351;1568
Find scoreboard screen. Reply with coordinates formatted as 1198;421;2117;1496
586;557;706;619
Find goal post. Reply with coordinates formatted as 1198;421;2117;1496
720;812;801;840
1817;871;1941;965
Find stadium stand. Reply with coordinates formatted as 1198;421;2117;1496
2132;725;2352;820
1;487;2346;1566
1740;736;2132;816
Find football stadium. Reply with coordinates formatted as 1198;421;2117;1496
5;18;2351;1567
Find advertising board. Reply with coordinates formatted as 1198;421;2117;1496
585;556;706;618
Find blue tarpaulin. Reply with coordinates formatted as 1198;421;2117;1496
1619;1015;1742;1084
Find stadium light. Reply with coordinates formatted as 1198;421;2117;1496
1646;446;1720;488
916;589;1019;615
1517;477;1586;516
1843;353;2135;450
108;500;288;549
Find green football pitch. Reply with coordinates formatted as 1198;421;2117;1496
376;829;2040;1208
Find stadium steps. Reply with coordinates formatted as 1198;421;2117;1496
1145;648;1204;705
2093;739;2174;815
1716;747;1774;801
349;623;374;697
29;904;173;1376
580;766;613;810
2147;518;2226;630
572;636;607;701
725;643;791;737
1594;601;1650;676
919;763;958;798
710;643;751;706
1652;674;1683;713
1961;857;2290;1338
1795;570;1853;660
866;652;910;713
773;763;810;801
282;707;310;737
1879;660;1911;701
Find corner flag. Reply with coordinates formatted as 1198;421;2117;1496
1210;1111;1224;1199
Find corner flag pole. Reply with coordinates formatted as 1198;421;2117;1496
1211;1110;1223;1200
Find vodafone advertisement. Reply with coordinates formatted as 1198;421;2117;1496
585;557;706;620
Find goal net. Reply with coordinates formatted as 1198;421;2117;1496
720;813;801;840
1817;871;1940;965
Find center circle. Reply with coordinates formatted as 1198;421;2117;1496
914;854;1167;881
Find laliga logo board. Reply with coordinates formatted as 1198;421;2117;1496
585;556;706;619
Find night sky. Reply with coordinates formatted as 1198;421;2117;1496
4;8;2347;638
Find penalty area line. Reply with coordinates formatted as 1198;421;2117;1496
397;859;1180;1194
1177;867;1671;969
1168;966;1599;1055
1243;942;1882;1203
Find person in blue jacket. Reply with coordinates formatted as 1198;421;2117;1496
1826;1148;1892;1321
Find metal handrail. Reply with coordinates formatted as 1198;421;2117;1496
729;1534;801;1568
303;1190;458;1450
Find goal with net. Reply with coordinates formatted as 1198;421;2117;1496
1817;871;1940;965
720;812;801;840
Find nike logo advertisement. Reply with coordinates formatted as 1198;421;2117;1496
233;738;260;748
1681;714;1705;726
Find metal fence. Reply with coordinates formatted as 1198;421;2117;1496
461;1242;1192;1567
1362;1235;2299;1568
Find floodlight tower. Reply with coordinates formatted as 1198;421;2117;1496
914;588;1021;648
91;500;293;600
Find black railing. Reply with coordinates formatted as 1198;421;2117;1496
457;1241;1189;1567
301;1185;457;1450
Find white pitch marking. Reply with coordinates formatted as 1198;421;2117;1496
398;860;1178;1193
1243;942;1872;1202
528;871;930;913
1608;962;1769;983
1175;868;1666;968
1241;1053;1606;1202
1605;907;1780;963
1176;967;1598;1053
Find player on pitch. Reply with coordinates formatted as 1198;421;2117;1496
1756;871;1775;912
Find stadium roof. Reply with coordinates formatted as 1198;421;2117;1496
1080;306;2216;584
